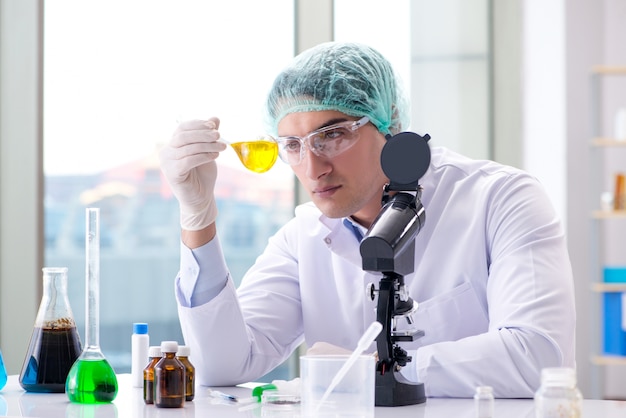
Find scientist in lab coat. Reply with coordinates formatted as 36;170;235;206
159;42;575;398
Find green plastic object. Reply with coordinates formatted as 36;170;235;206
252;383;277;401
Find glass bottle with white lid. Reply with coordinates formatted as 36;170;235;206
534;367;582;418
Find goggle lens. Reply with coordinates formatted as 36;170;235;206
276;117;369;165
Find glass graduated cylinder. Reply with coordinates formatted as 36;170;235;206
229;139;278;173
66;208;118;403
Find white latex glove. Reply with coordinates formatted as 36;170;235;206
159;117;227;230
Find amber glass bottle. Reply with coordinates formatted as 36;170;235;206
154;341;185;408
176;345;195;401
142;346;162;404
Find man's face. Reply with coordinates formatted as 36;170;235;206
277;110;388;228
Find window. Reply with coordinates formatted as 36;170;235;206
44;0;295;379
335;0;491;159
42;0;491;381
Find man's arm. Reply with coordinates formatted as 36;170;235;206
182;223;216;249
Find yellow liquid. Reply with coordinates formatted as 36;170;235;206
230;140;278;173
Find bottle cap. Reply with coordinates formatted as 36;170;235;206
541;367;577;387
177;345;191;357
476;386;493;395
133;323;148;334
148;346;162;358
475;386;493;394
160;340;179;353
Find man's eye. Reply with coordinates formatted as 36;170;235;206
322;127;347;140
283;140;301;153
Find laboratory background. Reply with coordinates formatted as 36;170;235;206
0;0;625;401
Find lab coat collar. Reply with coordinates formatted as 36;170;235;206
317;213;367;268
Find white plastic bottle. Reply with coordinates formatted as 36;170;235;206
474;386;494;418
534;367;582;418
131;323;150;387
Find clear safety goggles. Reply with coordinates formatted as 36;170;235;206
275;116;370;165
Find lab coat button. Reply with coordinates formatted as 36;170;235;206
324;237;332;245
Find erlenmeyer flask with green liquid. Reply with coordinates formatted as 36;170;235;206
66;208;118;403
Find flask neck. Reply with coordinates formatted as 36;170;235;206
37;267;75;327
42;268;69;293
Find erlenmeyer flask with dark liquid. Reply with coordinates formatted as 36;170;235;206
19;267;82;392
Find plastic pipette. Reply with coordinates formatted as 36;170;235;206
315;321;383;412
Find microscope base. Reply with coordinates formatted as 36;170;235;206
375;370;426;406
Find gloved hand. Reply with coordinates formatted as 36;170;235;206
159;117;227;231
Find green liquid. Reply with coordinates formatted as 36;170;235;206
66;358;118;403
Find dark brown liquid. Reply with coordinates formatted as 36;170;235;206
143;356;160;404
143;379;154;404
177;356;195;401
19;326;82;392
154;355;185;408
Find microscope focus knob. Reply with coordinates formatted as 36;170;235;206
366;283;377;301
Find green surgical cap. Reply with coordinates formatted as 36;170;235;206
265;42;410;136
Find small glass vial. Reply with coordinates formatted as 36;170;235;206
474;386;494;418
176;345;195;401
534;367;582;418
154;341;185;408
142;346;162;404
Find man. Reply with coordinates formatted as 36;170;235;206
159;42;575;398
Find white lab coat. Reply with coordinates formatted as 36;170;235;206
177;146;576;398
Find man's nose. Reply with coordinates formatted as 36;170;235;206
303;147;331;180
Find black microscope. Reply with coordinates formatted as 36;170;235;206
359;130;431;406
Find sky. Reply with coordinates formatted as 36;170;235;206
43;0;295;178
43;0;409;179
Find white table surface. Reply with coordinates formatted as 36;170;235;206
1;374;626;417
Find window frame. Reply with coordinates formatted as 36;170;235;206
0;0;44;374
